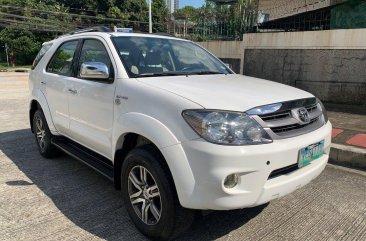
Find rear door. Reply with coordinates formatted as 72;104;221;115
67;38;116;158
43;40;80;134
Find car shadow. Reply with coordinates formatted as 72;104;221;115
0;128;267;240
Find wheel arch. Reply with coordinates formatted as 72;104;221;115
113;133;172;190
113;113;196;207
29;89;57;134
29;99;40;133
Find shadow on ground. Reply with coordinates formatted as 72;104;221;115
0;129;267;240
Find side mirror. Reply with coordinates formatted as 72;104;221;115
79;62;110;81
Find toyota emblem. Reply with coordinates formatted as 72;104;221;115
298;108;310;123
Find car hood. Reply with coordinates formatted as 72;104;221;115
137;74;314;112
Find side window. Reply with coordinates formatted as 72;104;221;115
32;43;53;70
77;39;113;77
46;40;78;76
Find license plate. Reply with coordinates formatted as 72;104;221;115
298;140;324;168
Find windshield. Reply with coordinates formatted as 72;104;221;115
112;36;232;78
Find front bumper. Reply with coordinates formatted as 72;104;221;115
162;121;332;210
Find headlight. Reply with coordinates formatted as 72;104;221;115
316;98;328;123
182;110;273;145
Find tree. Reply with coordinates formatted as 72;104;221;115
0;28;43;65
152;0;169;32
120;0;148;22
174;6;199;20
193;0;259;40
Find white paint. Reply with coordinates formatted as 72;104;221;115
29;31;332;210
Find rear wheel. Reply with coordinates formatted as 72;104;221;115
32;109;60;158
121;145;195;240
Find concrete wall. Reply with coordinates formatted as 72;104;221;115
243;49;366;105
198;41;244;74
198;29;366;105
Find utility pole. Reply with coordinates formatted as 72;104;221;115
183;20;186;38
149;0;152;33
4;43;9;67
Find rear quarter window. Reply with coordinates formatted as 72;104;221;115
32;43;53;70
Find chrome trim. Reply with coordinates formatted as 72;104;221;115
79;62;109;79
248;98;325;139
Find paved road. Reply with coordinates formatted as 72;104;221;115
1;73;366;241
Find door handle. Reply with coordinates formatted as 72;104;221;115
68;88;77;94
40;81;46;85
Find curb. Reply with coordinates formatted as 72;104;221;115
0;69;30;73
329;143;366;171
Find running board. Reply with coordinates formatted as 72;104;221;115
52;138;114;181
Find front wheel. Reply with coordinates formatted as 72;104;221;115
121;145;195;240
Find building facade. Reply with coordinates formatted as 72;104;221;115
165;0;179;13
258;0;346;20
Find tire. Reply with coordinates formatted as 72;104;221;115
121;144;195;241
32;109;60;158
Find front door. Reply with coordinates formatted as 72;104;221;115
67;38;116;158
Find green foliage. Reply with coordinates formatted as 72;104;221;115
152;0;169;32
121;0;148;22
190;0;259;40
107;6;129;20
0;0;260;65
0;28;43;65
174;6;199;20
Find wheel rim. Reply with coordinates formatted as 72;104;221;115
128;165;162;225
35;116;46;151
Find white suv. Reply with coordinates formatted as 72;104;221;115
29;27;332;240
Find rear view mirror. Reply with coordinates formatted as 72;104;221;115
79;62;110;81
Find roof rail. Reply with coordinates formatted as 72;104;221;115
152;32;175;37
57;26;112;38
130;31;176;38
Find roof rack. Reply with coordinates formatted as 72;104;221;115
57;26;112;38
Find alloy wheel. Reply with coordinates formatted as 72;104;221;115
35;116;46;151
128;165;162;225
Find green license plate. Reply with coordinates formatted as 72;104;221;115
298;140;324;168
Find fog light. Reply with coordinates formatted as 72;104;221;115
224;174;240;188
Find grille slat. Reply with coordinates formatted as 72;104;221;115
249;98;324;139
306;104;318;113
261;111;291;121
271;117;319;134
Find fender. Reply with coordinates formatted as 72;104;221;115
31;88;58;134
113;112;180;153
113;112;196;206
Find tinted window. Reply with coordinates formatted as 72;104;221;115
32;43;53;70
77;39;112;77
112;36;231;78
47;40;78;76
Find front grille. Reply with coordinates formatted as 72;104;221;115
260;111;291;121
306;104;318;113
248;98;324;139
271;117;319;134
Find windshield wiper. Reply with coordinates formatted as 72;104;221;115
135;72;188;78
135;70;227;78
187;70;226;75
